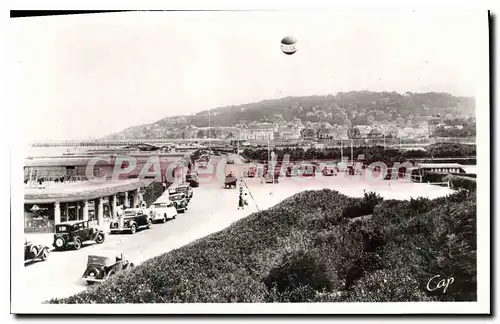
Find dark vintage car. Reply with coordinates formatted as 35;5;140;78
285;165;295;177
53;220;105;251
246;166;257;178
24;238;49;262
297;164;316;177
81;253;134;285
264;171;280;184
169;193;188;213
224;173;237;188
186;173;200;187
175;183;194;201
110;208;152;234
322;166;338;176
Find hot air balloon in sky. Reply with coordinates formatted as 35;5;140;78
280;36;298;55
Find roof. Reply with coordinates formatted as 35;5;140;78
123;208;143;213
88;251;122;261
56;220;87;226
24;153;190;167
24;178;154;204
248;123;275;130
417;163;464;169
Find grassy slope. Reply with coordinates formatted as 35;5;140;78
49;189;476;303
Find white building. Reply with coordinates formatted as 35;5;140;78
277;124;301;140
247;123;275;140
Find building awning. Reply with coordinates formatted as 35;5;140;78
416;163;464;169
24;179;153;204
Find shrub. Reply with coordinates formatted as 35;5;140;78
49;188;476;303
142;181;166;206
345;268;437;302
448;175;476;192
263;250;333;302
342;191;383;219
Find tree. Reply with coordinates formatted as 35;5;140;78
196;130;205;138
348;127;361;139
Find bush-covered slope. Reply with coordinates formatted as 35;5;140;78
49;190;476;303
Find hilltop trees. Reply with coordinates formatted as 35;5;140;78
104;92;475;140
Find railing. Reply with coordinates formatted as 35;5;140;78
24;178;88;189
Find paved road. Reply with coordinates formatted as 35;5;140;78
22;157;258;304
21;155;455;304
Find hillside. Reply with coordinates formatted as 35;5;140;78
49;189;476;303
104;91;475;140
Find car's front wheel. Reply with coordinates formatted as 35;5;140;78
54;238;65;250
41;249;49;261
73;238;82;250
31;246;39;258
95;233;105;244
130;224;137;234
147;218;152;229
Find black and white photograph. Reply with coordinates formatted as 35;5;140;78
8;8;490;314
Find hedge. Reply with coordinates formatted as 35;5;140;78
142;181;167;206
241;143;476;166
48;189;476;303
447;175;477;192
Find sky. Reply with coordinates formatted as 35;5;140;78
10;10;488;141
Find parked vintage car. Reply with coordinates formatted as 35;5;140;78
224;173;237;188
24;238;49;262
176;183;194;201
81;253;134;285
53;220;105;251
297;164;316;177
109;208;152;234
264;171;280;184
247;166;257;178
322;166;338;176
169;192;188;213
186;172;200;187
197;161;208;169
149;198;178;222
347;165;362;175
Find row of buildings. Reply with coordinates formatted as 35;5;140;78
171;114;473;142
234;122;430;141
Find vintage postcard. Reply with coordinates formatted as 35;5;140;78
9;9;490;314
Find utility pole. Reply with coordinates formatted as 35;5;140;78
340;139;343;161
351;139;354;164
208;108;211;154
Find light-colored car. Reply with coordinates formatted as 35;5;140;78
149;200;178;223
